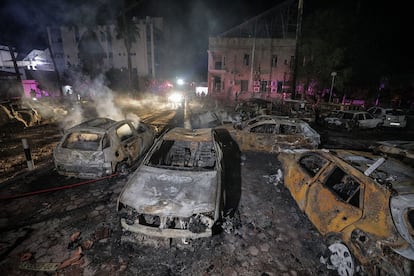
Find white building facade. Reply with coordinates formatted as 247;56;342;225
46;17;163;83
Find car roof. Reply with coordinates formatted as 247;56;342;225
66;117;122;133
163;127;213;142
341;110;366;114
289;149;414;193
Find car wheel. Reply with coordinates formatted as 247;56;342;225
322;241;356;276
116;162;129;176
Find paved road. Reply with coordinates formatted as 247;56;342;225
0;103;335;275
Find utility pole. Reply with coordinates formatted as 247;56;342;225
8;45;21;82
291;0;303;99
329;71;337;103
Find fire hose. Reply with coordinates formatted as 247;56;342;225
0;173;118;201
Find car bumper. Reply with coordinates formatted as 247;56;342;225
383;121;407;128
120;218;212;239
55;163;111;179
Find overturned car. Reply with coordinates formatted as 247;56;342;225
278;149;414;275
54;117;155;179
222;115;320;152
117;127;224;240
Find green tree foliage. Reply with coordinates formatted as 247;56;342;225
78;29;106;78
298;7;355;95
115;0;142;90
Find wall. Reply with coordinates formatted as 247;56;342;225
208;37;295;103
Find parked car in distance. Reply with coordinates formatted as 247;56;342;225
328;110;383;131
278;149;414;276
220;115;320;152
117;127;224;241
321;110;342;126
54;117;155;179
367;106;407;128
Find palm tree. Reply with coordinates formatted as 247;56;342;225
115;0;142;91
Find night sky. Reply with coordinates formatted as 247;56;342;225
0;0;411;81
0;0;282;79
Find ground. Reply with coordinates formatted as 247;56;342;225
0;96;412;275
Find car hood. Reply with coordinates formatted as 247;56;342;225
118;165;218;217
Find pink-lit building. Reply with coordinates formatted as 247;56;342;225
207;0;298;104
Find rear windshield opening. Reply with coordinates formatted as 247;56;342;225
62;132;102;150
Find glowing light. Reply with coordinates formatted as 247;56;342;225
177;78;184;86
168;92;183;103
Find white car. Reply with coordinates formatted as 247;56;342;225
368;106;407;128
54;118;155;179
333;111;383;130
117;127;224;240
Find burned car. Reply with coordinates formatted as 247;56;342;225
117;127;224;240
373;140;414;165
278;149;414;275
54;117;155;179
222;115;320;152
327;110;383;131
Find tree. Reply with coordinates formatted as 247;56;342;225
297;7;355;98
78;28;106;78
115;0;142;91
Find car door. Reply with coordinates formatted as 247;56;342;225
136;123;153;154
364;112;379;128
355;113;368;128
284;153;330;211
116;122;141;163
304;163;363;235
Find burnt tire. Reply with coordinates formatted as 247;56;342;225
321;238;356;276
116;162;129;176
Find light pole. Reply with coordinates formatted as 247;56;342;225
329;71;337;103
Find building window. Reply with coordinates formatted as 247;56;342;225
260;81;268;92
271;55;277;67
284;59;288;65
214;61;222;70
243;54;249;66
290;56;295;69
223;56;226;66
241;80;248;92
213;76;221;92
277;81;283;93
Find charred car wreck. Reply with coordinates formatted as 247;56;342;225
278;149;414;275
54;117;155;179
117;127;224;240
222;115;320;152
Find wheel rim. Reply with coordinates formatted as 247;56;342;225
328;242;355;276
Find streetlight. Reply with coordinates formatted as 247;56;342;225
329;71;337;103
176;78;184;86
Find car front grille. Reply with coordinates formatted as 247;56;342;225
123;207;214;233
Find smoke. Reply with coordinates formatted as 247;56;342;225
88;75;124;120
